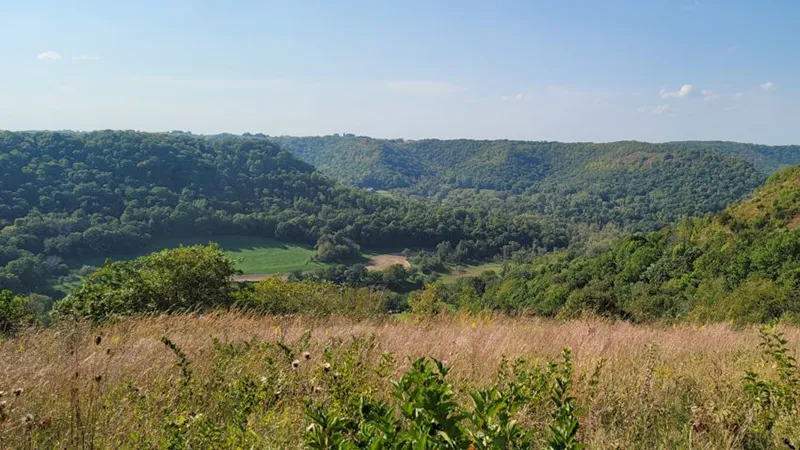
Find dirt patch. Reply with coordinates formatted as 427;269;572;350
365;254;411;271
786;215;800;230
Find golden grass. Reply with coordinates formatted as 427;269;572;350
2;313;799;448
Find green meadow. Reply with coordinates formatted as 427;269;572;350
72;235;327;275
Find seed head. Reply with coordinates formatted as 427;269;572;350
302;351;311;360
94;375;103;383
13;388;23;397
322;362;331;372
23;413;34;424
0;400;7;410
292;359;300;369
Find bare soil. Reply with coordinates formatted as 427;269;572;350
365;253;411;271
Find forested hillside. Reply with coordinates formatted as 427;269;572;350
664;140;800;174
271;135;767;230
441;164;800;323
0;131;561;295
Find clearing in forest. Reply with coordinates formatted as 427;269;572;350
364;253;411;271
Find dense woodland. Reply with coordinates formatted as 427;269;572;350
437;165;800;323
0;131;560;296
663;140;800;174
271;135;790;230
4;131;800;327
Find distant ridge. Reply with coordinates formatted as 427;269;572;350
271;135;770;231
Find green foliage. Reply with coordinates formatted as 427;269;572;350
304;354;584;449
0;131;562;296
547;349;584;450
435;164;800;323
0;289;37;335
53;244;237;321
663;141;800;174
274;135;768;232
234;277;385;318
408;284;444;318
316;234;360;263
741;327;800;447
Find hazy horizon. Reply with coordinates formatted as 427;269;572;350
2;128;797;147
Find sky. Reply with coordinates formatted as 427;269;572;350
1;0;798;144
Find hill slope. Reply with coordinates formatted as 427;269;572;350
271;136;767;230
664;141;800;174
0;131;558;295
462;164;800;323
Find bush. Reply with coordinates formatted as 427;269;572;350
305;350;585;449
53;244;238;321
0;290;37;335
408;283;445;318
234;278;385;318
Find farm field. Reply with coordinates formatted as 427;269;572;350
71;236;327;275
66;236;414;284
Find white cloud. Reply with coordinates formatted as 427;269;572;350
382;81;465;96
37;51;62;61
501;93;525;101
73;55;100;61
701;89;719;101
660;84;693;98
760;81;776;90
639;104;671;115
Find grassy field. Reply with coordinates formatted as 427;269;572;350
438;262;505;283
3;314;799;448
69;236;406;276
71;236;327;275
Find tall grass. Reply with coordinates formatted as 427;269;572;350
1;314;799;448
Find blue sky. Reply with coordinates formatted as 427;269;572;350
1;1;798;144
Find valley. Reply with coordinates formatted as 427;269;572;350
6;4;800;447
3;131;800;448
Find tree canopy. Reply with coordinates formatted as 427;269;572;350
436;165;800;324
272;135;775;231
0;131;562;295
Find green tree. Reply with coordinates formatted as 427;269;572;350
408;283;444;318
54;244;237;321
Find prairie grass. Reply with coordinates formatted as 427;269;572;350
1;313;799;448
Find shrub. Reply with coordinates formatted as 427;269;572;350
53;244;237;321
234;278;385;318
304;352;584;449
407;283;445;318
0;290;37;335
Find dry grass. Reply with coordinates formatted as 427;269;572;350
1;313;799;448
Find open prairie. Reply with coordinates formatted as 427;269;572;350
2;314;798;448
